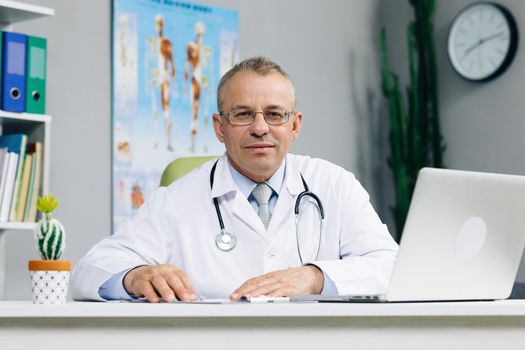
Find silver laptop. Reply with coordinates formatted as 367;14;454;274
292;168;525;303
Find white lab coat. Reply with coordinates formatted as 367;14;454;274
71;154;398;301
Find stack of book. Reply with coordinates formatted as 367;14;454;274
0;133;42;223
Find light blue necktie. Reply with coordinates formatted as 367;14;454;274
251;183;273;229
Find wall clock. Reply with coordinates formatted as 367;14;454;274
447;2;519;81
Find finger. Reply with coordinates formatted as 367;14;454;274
150;275;176;302
241;274;280;295
174;269;197;296
230;278;261;300
231;276;279;299
141;282;160;303
166;273;193;301
267;288;288;297
242;283;280;298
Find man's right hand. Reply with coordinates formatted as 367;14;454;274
123;264;197;303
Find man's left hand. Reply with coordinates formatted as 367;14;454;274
230;265;324;300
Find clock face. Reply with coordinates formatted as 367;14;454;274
448;2;518;81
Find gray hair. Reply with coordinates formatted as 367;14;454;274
217;56;296;111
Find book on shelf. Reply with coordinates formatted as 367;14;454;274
0;134;27;159
23;149;36;221
0;148;9;211
1;32;27;113
26;35;47;115
0;137;45;223
7;135;28;221
25;142;42;222
15;153;32;222
0;152;19;222
0;133;27;221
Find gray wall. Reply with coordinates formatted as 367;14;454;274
3;0;384;300
379;0;525;281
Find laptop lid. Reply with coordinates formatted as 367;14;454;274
385;168;525;302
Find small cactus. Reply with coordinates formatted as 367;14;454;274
35;194;65;260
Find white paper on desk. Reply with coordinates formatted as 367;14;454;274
181;298;236;304
128;298;236;304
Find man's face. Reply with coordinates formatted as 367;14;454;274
213;71;302;182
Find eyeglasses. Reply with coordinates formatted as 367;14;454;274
219;109;294;126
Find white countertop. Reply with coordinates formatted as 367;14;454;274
1;300;525;318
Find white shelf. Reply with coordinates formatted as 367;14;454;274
0;0;54;24
0;109;51;123
0;222;36;230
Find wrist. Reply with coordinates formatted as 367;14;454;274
306;264;324;294
123;265;148;295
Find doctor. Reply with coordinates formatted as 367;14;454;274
71;56;398;302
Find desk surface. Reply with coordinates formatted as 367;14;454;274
2;299;525;318
4;300;525;350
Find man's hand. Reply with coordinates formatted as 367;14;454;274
123;264;197;303
230;265;324;301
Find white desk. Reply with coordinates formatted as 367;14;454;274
2;300;525;349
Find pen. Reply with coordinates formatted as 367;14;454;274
240;296;290;303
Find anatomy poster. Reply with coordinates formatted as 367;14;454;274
112;0;239;231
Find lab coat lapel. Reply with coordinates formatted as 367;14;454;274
232;194;267;239
211;156;267;239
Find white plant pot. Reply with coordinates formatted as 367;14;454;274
28;260;71;304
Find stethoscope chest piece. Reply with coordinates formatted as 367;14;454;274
215;230;237;251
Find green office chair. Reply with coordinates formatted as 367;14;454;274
160;156;218;186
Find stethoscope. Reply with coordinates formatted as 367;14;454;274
211;160;325;264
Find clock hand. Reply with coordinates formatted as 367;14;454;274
461;32;505;60
462;39;483;59
480;31;505;44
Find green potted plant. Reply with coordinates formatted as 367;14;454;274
28;194;70;304
380;0;446;241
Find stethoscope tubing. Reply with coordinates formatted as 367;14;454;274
210;161;226;231
210;159;324;261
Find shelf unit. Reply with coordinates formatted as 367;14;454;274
0;1;53;229
0;1;54;300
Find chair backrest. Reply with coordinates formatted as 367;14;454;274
160;156;218;186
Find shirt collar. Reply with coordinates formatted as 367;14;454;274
228;158;286;199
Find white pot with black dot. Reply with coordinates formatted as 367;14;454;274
28;260;71;304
